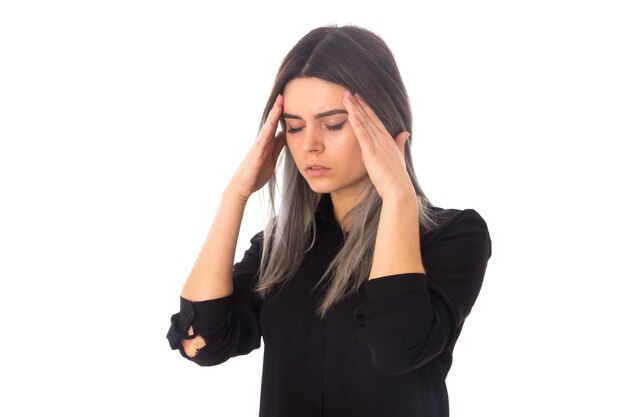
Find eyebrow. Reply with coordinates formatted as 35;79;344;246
282;109;348;120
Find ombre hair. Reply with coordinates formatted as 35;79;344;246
252;24;441;319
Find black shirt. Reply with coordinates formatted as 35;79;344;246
167;193;492;417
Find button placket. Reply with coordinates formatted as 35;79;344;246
313;310;327;414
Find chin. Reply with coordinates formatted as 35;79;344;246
302;179;336;194
306;183;332;194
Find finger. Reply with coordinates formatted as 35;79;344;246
352;93;390;140
271;130;286;161
346;108;375;156
259;94;283;143
343;92;375;148
267;94;283;125
396;132;410;157
344;92;378;144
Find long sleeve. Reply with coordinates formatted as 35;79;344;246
352;209;492;375
166;230;265;366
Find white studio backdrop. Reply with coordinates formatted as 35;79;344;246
1;1;624;416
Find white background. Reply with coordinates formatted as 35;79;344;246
1;1;624;416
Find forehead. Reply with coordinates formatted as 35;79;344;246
282;77;346;114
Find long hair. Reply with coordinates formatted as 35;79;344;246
252;24;441;319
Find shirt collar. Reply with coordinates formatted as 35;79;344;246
314;193;338;225
315;192;432;238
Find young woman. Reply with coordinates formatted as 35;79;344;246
166;24;492;417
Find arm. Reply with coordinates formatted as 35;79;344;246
182;188;247;301
166;185;264;365
167;92;285;363
353;207;492;375
368;191;424;279
180;188;246;357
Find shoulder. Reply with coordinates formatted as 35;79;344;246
430;206;489;231
248;228;276;253
250;230;264;243
422;206;491;255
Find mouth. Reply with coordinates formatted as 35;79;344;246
305;165;331;177
306;164;330;170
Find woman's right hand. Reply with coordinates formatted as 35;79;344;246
227;94;286;202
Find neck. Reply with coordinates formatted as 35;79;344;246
330;193;363;233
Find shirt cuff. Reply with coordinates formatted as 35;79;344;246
166;295;233;350
184;295;233;335
362;273;427;300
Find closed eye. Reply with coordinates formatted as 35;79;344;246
287;121;347;134
327;121;346;131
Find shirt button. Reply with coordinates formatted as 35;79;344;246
189;312;195;319
359;319;365;327
315;337;323;347
314;395;320;405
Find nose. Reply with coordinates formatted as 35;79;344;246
303;126;324;153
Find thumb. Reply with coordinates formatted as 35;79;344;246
272;130;286;160
396;132;410;156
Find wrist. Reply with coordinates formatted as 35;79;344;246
222;186;250;205
382;186;417;205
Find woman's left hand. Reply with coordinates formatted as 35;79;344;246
343;90;413;200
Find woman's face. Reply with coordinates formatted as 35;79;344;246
282;77;370;200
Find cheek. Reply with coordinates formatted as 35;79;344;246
339;139;364;163
331;148;363;174
285;139;297;156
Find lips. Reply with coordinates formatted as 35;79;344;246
306;164;329;169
